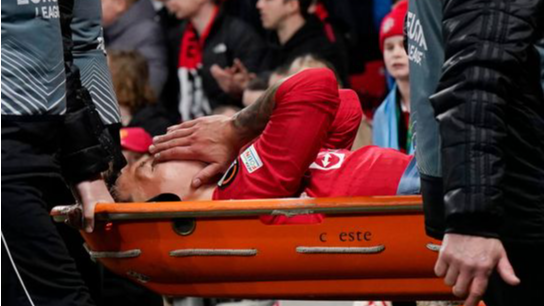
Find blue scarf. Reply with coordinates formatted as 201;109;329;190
372;84;414;154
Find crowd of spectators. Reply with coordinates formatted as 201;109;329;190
106;0;400;149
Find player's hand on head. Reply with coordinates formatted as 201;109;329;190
150;115;243;188
72;175;114;233
434;233;520;306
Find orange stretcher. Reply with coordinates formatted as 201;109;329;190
51;196;453;301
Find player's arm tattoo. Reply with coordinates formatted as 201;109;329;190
231;82;280;141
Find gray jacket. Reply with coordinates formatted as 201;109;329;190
406;0;446;238
1;0;124;181
1;0;119;124
104;0;168;96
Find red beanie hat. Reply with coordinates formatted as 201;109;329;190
120;127;152;153
379;0;408;52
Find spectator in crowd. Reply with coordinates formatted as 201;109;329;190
212;0;348;98
320;0;382;75
102;0;168;96
161;0;266;122
257;0;347;80
150;0;180;32
108;49;172;136
320;0;387;115
222;0;266;36
408;1;544;305
372;1;413;154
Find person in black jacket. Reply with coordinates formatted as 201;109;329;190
256;0;347;80
408;1;544;306
102;0;168;97
211;0;348;98
102;0;168;95
161;0;266;122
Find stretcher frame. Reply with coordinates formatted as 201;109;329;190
52;196;453;301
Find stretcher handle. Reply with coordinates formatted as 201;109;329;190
51;196;422;223
296;246;385;254
170;249;258;257
83;244;141;260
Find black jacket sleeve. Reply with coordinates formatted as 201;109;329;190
429;0;543;238
538;38;544;92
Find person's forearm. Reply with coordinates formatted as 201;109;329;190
73;173;114;233
231;82;280;144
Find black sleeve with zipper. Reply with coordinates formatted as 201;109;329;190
430;0;544;241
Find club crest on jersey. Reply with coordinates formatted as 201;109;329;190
218;160;239;189
240;144;263;173
309;151;345;171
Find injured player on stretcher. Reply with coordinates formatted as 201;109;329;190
113;68;419;224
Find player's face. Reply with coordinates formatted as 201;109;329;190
166;0;205;19
383;36;409;80
114;155;204;202
256;0;295;30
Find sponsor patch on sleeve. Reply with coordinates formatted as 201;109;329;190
240;144;263;174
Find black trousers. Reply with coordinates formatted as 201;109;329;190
484;242;544;306
1;175;95;306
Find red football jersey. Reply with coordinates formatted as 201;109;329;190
303;146;412;197
213;68;340;201
323;89;363;150
212;68;411;224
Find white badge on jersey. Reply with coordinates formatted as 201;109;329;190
240;144;263;173
309;151;345;171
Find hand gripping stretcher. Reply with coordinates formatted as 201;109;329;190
51;196;453;301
